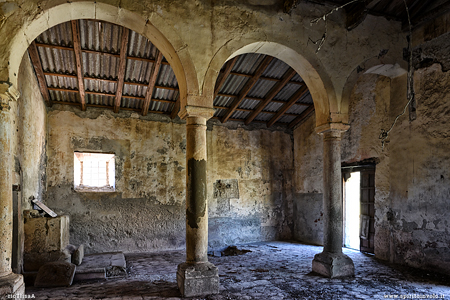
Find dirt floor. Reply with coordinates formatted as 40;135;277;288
25;241;450;299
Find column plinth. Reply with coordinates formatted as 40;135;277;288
0;86;24;298
177;105;219;297
312;124;354;278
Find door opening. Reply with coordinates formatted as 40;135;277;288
343;171;360;250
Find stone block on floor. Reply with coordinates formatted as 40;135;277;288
72;244;84;266
312;251;355;278
34;261;76;288
177;262;219;297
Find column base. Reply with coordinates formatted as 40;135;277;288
177;262;219;297
312;252;354;278
0;273;25;298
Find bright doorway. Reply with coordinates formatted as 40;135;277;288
343;171;360;250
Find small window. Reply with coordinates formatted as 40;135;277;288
74;152;115;192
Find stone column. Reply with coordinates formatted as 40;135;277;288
0;85;25;297
177;105;219;297
312;123;355;278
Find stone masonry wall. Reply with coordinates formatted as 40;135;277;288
45;107;294;254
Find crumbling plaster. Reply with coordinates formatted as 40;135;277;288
1;0;407;126
294;51;450;275
45;106;294;254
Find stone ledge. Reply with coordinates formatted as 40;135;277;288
312;251;355;278
177;262;219;297
0;273;25;298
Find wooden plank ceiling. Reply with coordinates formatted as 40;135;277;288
28;19;314;129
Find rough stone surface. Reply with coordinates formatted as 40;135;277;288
76;252;126;277
72;244;84;266
293;193;324;245
0;274;25;299
25;242;450;299
23;251;71;273
34;261;76;288
312;252;355;278
177;262;219;297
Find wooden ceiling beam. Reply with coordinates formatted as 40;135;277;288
28;41;52;106
267;84;308;128
245;68;296;125
221;56;273;123
142;50;163;116
114;28;130;114
53;100;168;114
214;57;238;98
71;20;86;111
288;105;315;129
170;94;180;119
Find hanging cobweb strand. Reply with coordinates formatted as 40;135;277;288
379;0;415;151
309;0;363;53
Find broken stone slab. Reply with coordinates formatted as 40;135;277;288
34;261;76;288
23;250;71;272
177;262;219;297
76;252;126;278
221;246;252;256
73;268;106;282
72;244;84;266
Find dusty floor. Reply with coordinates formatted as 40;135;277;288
26;241;450;299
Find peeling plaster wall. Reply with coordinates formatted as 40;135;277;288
294;61;450;275
46;107;293;254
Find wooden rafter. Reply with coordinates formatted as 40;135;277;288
221;56;273;123
54;100;167;114
214;57;238;98
142;50;163;116
114;28;130;114
170;94;180;119
28;41;52;106
245;68;296;125
71;20;86;111
267;84;308;128
288;105;315;129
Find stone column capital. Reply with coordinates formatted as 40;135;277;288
315;122;350;136
0;84;20;108
179;105;215;121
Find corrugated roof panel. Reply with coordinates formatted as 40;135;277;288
121;97;142;110
230;110;250;120
36;22;73;46
82;52;119;79
80;20;123;53
128;30;158;59
262;59;290;79
214;95;234;107
149;101;171;113
153;88;178;101
291;73;304;83
274;83;302;101
85;79;116;94
123;84;145;98
86;94;114;106
214;108;225;117
125;59;152;83
50;90;79;103
232;53;265;74
254;112;272;122
219;74;248;95
157;64;178;88
264;101;284;112
45;75;78;90
247;79;277;98
38;47;76;74
287;104;309;115
278;115;296;124
298;92;313;105
239;99;259;110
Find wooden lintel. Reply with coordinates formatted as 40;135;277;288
71;20;86;111
267;84;308;128
214;57;238;99
288;105;315;129
114;28;130;114
221;56;273;123
245;68;296;125
28;41;52;106
142;50;163;116
170;94;181;119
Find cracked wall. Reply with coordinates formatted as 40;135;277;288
46;107;293;254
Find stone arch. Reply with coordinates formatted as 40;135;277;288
7;1;198;104
202;41;339;127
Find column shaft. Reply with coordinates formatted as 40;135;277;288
322;130;344;253
185;116;208;263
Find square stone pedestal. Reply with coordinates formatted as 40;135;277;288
312;252;354;278
0;273;25;298
177;262;219;297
